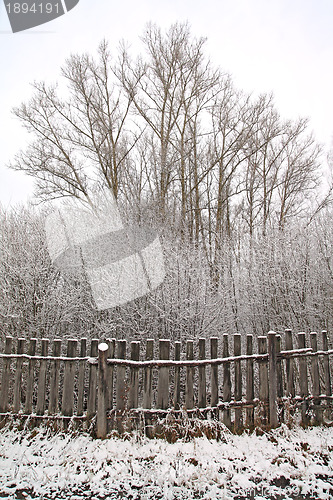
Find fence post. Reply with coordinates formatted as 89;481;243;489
234;333;243;433
48;339;62;415
157;340;170;410
310;332;321;424
223;334;231;428
25;338;37;414
258;336;269;426
246;334;254;429
198;338;206;408
186;340;194;410
173;341;181;409
285;329;295;397
322;330;332;397
210;337;219;418
13;338;25;413
96;342;108;439
268;332;278;428
36;339;49;415
0;336;13;413
298;332;309;427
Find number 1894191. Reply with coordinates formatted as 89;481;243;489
5;3;61;14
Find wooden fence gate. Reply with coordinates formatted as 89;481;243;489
0;330;332;438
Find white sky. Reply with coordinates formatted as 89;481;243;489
0;0;332;208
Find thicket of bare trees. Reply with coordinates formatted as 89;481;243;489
2;23;333;341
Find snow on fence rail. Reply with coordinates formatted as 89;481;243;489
0;330;332;438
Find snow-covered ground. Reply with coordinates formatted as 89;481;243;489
0;423;333;499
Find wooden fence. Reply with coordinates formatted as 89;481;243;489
0;330;332;438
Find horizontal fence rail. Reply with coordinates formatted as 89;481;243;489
0;330;332;438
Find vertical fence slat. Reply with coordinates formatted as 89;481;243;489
157;340;170;410
129;341;140;409
246;334;254;429
234;334;243;432
13;338;25;413
116;340;127;434
87;339;98;419
298;332;309;426
0;337;13;413
143;339;154;438
310;332;321;424
143;340;154;409
106;338;115;412
210;337;218;416
285;329;295;397
48;339;62;415
24;338;37;415
198;338;206;408
116;340;127;411
186;340;194;410
62;339;78;417
276;335;283;399
96;343;109;439
268;332;278;428
77;338;87;416
173;341;181;409
36;339;49;415
258;336;269;426
223;334;231;428
322;330;332;397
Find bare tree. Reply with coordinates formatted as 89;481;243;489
9;41;137;204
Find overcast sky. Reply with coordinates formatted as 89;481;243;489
1;0;332;208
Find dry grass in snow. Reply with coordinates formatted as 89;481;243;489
0;422;333;499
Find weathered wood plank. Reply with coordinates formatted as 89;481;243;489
186;341;194;410
143;340;154;409
24;338;37;414
285;329;295;397
116;340;127;412
36;339;49;415
310;332;321;424
210;337;218;411
143;339;154;438
173;341;181;409
62;339;78;417
322;330;332;397
198;338;206;408
106;338;115;411
116;339;127;434
246;335;254;429
298;332;309;427
96;343;109;439
258;336;268;426
234;333;243;432
77;338;87;416
157;340;170;410
48;339;62;415
87;339;98;419
268;332;278;428
223;334;231;428
276;335;283;399
129;342;140;409
0;337;13;413
13;338;25;413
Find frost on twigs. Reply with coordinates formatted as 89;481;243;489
45;190;165;310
